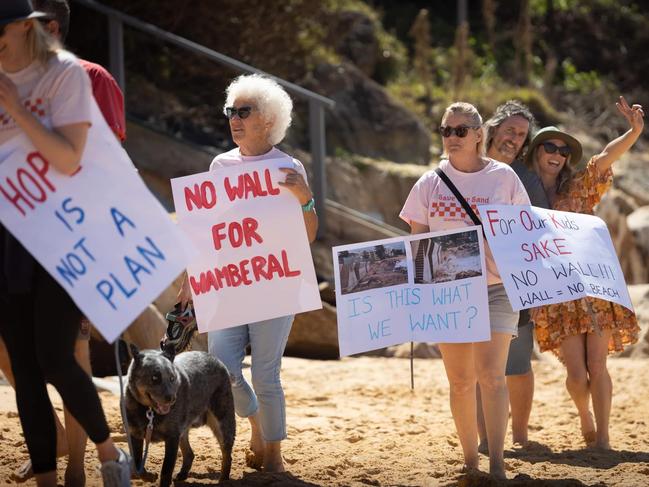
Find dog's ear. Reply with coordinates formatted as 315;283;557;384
161;341;176;362
129;343;141;363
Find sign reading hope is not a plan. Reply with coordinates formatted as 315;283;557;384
333;227;490;357
171;157;321;332
0;102;189;343
481;204;633;311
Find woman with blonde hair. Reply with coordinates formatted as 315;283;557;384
0;1;129;485
400;102;529;479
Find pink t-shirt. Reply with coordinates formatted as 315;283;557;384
0;50;92;144
210;146;308;181
400;158;530;284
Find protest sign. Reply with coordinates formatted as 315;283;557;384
0;103;189;343
333;227;489;357
481;204;633;311
171;157;321;332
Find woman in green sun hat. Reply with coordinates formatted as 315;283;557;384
527;96;644;450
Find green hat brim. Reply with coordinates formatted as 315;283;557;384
525;126;583;167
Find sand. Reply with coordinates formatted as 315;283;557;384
1;355;648;486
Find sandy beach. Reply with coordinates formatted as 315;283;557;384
1;354;648;486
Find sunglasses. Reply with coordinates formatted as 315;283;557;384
541;141;571;158
224;106;254;120
439;125;480;138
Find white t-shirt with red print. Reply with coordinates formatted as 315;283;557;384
400;157;530;285
0;50;92;144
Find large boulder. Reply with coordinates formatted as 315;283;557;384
627;205;649;279
285;302;339;359
303;62;431;164
595;190;647;284
618;284;649;358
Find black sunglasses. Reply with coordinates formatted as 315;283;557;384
541;141;571;158
439;125;480;138
224;106;254;120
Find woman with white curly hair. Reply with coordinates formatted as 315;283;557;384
178;73;317;472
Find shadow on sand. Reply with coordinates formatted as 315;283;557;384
504;440;649;470
175;471;322;487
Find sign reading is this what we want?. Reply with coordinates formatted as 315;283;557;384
333;227;490;357
171;157;321;333
482;204;633;311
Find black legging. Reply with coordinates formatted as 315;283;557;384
0;265;110;474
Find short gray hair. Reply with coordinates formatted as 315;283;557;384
224;74;293;145
484;100;536;160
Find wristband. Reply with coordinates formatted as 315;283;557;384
301;197;315;212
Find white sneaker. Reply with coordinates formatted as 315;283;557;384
100;447;131;487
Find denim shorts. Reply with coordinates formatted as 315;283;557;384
488;284;519;337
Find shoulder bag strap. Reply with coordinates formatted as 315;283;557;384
435;167;486;238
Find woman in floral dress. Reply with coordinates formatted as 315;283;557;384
527;96;644;449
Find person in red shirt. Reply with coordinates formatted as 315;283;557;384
0;0;126;484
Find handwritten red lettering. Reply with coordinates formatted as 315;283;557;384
184;180;217;211
224;169;280;201
0;152;58;216
188;250;301;295
211;217;263;251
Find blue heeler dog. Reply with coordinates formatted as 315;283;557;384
125;344;235;486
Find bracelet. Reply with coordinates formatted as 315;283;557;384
301;197;315;212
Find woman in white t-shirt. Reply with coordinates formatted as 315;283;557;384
0;2;129;486
178;74;317;473
400;102;529;479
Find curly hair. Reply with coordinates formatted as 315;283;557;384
484;100;536;161
224;74;293;146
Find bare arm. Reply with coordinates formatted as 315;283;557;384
594;96;644;174
0;73;88;175
410;221;430;235
279;167;318;242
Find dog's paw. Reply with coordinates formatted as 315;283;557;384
134;469;158;482
174;470;189;482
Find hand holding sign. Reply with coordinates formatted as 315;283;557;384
0;103;189;343
171;157;321;332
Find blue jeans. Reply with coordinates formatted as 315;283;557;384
208;314;294;442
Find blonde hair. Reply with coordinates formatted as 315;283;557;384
26;20;61;65
224;74;293;145
441;102;485;156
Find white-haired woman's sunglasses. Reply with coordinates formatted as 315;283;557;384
224;106;255;120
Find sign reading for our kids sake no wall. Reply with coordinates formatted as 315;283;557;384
0;103;189;343
170;156;322;332
481;205;633;311
333;226;490;357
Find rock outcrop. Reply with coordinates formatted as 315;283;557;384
303;62;431;164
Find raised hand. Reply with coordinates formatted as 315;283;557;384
616;96;644;133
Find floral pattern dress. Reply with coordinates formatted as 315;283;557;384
531;156;640;356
